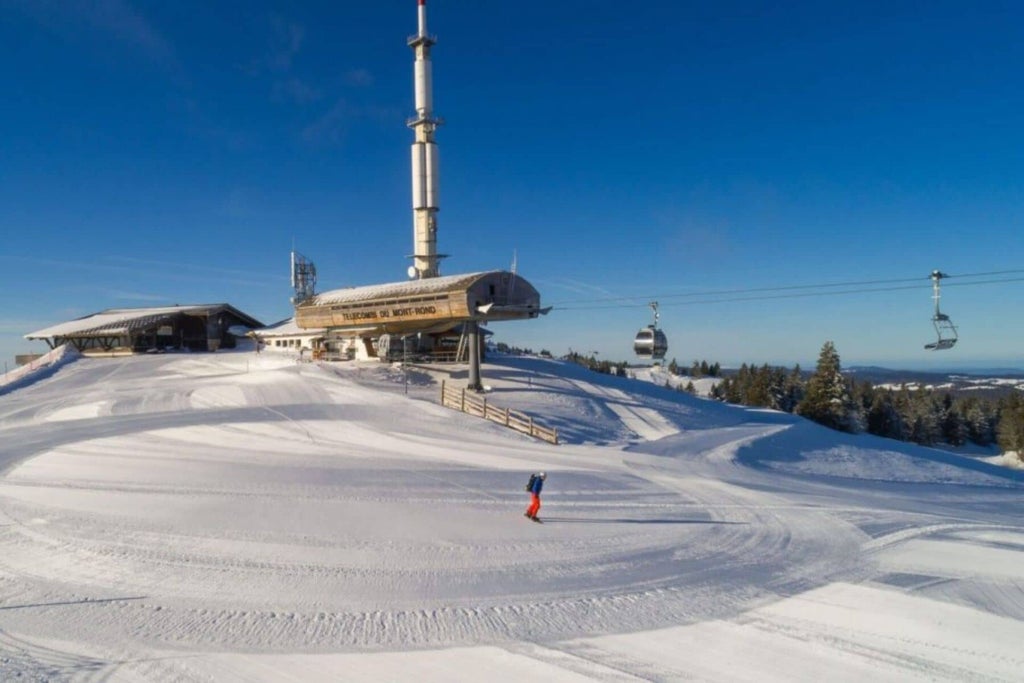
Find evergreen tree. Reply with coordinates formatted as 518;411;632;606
997;393;1024;454
719;376;741;403
908;398;940;445
852;380;875;419
940;393;967;446
710;379;725;401
727;374;743;403
893;384;916;441
731;364;750;404
962;398;995;445
866;390;904;440
907;391;947;445
745;364;772;407
779;364;804;413
765;365;787;411
796;341;861;433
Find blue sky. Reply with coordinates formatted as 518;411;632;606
2;1;1023;372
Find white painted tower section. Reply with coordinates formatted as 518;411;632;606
408;0;442;279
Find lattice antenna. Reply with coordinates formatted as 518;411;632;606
290;251;318;305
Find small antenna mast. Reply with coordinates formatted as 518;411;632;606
290;250;318;305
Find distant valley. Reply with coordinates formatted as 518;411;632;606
846;366;1024;398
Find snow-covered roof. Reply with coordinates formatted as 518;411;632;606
253;317;325;337
26;304;261;340
310;272;492;307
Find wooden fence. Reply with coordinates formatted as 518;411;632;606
440;380;559;445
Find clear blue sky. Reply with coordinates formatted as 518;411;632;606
2;1;1022;372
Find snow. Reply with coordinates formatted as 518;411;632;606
876;377;1024;393
630;363;722;397
1;350;1023;681
312;271;492;305
962;377;1024;387
0;343;78;393
877;381;958;391
252;317;324;337
981;451;1024;470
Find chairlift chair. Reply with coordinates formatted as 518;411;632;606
634;302;669;360
924;270;958;351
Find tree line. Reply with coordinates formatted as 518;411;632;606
705;341;1024;455
507;341;1023;456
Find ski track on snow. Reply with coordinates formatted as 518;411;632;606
0;353;1022;680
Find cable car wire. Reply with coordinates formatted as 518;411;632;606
946;275;1024;289
550;274;925;307
947;268;1024;279
550;272;1024;312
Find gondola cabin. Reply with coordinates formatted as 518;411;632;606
634;325;669;360
634;301;668;361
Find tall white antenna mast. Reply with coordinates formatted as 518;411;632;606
407;0;445;279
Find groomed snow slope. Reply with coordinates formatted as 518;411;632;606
0;351;1022;681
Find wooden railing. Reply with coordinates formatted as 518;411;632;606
440;380;559;445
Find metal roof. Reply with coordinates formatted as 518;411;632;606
25;304;262;340
309;272;492;307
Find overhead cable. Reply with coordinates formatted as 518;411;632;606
551;272;1024;312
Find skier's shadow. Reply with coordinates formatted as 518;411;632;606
539;517;744;525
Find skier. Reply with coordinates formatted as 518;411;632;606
524;471;546;522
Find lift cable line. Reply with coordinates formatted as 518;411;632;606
945;276;1024;289
550;275;924;308
559;283;927;311
548;270;1024;312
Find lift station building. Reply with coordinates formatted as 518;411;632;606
295;271;543;361
26;304;263;356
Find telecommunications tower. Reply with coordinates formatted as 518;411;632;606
407;0;444;279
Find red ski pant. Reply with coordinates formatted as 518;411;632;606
526;493;541;518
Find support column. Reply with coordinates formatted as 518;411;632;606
467;321;482;392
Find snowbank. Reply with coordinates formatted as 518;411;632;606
0;344;79;395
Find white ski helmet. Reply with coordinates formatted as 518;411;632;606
539;472;546;479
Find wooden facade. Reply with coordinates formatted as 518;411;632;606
294;271;546;338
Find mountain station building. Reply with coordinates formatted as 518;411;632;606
25;304;263;356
